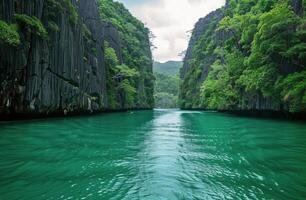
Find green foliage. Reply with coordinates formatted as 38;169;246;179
14;14;48;39
154;92;178;108
46;0;78;25
200;61;238;110
181;0;306;112
104;43;119;109
237;65;279;97
180;12;221;108
286;43;306;60
278;71;306;112
116;64;140;78
46;0;63;11
0;20;20;46
249;2;299;65
47;21;59;32
98;0;154;108
118;80;137;107
153;61;183;75
64;0;78;24
81;23;92;41
92;47;98;56
105;42;119;67
155;73;179;96
104;42;140;109
154;73;180;108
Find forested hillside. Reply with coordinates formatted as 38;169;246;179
154;74;180;108
153;61;182;108
0;0;154;118
99;0;154;109
153;61;182;75
180;0;306;113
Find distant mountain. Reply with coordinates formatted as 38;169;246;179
153;61;181;108
153;61;183;75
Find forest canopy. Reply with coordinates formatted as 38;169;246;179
180;0;306;113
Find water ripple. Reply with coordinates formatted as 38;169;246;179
0;110;306;199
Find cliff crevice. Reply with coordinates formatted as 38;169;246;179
0;0;154;118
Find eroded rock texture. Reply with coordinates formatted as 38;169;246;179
0;0;153;117
181;9;225;80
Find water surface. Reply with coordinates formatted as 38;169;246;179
0;110;306;199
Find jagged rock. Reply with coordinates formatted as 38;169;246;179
0;0;107;115
103;22;123;64
181;9;225;79
0;0;153;118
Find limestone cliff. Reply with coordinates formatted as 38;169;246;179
180;0;306;113
181;9;225;80
180;6;227;108
0;0;154;118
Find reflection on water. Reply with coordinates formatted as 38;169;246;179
0;110;306;199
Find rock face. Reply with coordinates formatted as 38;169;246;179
181;0;232;79
181;9;225;79
291;0;304;15
0;0;153;118
180;6;227;108
180;0;305;113
103;22;123;64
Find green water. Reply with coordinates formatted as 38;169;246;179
0;110;306;200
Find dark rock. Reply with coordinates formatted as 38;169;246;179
291;0;303;16
0;0;153;118
181;8;225;79
103;22;123;64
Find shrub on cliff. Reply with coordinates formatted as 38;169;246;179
104;42;139;109
98;0;154;108
46;0;78;24
0;20;20;46
14;14;48;39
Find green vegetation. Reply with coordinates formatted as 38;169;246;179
154;73;180;108
1;0;79;46
0;20;20;46
104;42;140;109
46;0;78;24
0;0;154;113
98;0;154;108
47;21;59;32
279;71;306;112
81;23;92;41
181;0;306;112
155;92;178;108
180;11;222;108
14;14;48;39
105;42;119;109
153;61;181;108
118;80;137;107
64;0;78;24
153;61;183;75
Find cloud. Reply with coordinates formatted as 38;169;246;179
119;0;225;62
188;0;203;5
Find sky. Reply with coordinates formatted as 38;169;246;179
117;0;226;62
